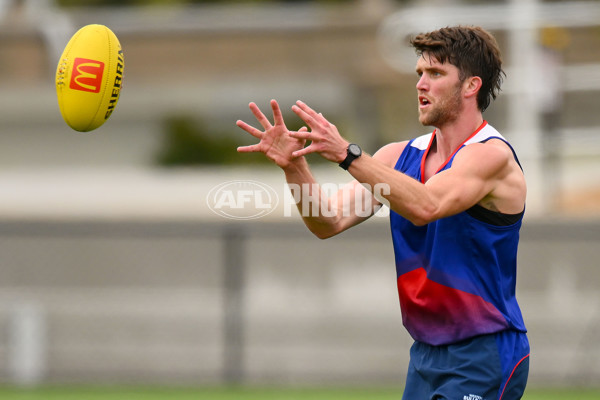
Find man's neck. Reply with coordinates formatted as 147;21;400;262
433;114;485;160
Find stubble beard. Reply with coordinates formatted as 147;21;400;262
419;84;463;128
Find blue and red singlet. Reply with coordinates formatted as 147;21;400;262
390;121;527;347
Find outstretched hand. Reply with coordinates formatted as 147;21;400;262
289;100;349;163
236;100;307;169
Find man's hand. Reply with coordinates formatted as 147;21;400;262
289;100;349;163
236;99;306;169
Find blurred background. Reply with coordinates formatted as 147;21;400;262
0;0;599;393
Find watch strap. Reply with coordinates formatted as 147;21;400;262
339;144;361;170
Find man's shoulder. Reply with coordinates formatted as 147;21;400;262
373;140;410;167
373;132;435;167
461;122;522;168
410;132;434;150
465;122;506;145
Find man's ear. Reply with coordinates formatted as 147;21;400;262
464;76;482;99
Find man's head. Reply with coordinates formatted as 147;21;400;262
410;26;504;112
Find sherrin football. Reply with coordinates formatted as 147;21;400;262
56;24;124;132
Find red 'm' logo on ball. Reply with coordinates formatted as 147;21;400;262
70;58;105;93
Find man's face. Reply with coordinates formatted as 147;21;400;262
415;54;464;128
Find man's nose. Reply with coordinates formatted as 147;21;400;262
416;75;427;91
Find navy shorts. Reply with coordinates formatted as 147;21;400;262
402;330;530;400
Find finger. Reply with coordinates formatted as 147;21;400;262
291;104;315;127
295;100;323;121
236;120;263;139
289;128;308;146
292;144;318;158
248;102;273;131
295;101;333;129
288;129;314;141
270;99;286;127
237;144;262;153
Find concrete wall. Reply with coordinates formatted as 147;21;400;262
0;218;599;388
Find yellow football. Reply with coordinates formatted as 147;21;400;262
56;24;124;132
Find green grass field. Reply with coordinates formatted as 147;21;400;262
0;387;599;400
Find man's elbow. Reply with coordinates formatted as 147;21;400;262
410;217;431;227
407;206;439;227
309;226;338;240
305;220;345;239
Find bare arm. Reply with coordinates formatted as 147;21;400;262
281;143;404;239
236;100;392;239
281;134;411;238
280;161;371;239
345;142;520;225
290;101;525;226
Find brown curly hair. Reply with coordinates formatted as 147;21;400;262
410;26;505;112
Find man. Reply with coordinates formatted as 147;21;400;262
237;26;529;400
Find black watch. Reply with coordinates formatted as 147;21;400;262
339;144;362;170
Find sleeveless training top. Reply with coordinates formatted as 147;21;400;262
390;121;527;346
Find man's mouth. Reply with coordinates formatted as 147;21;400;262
419;96;430;108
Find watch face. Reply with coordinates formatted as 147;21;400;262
348;144;361;157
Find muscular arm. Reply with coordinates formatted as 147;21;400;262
282;142;404;239
346;140;525;226
290;101;525;227
238;100;524;237
280;159;364;239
